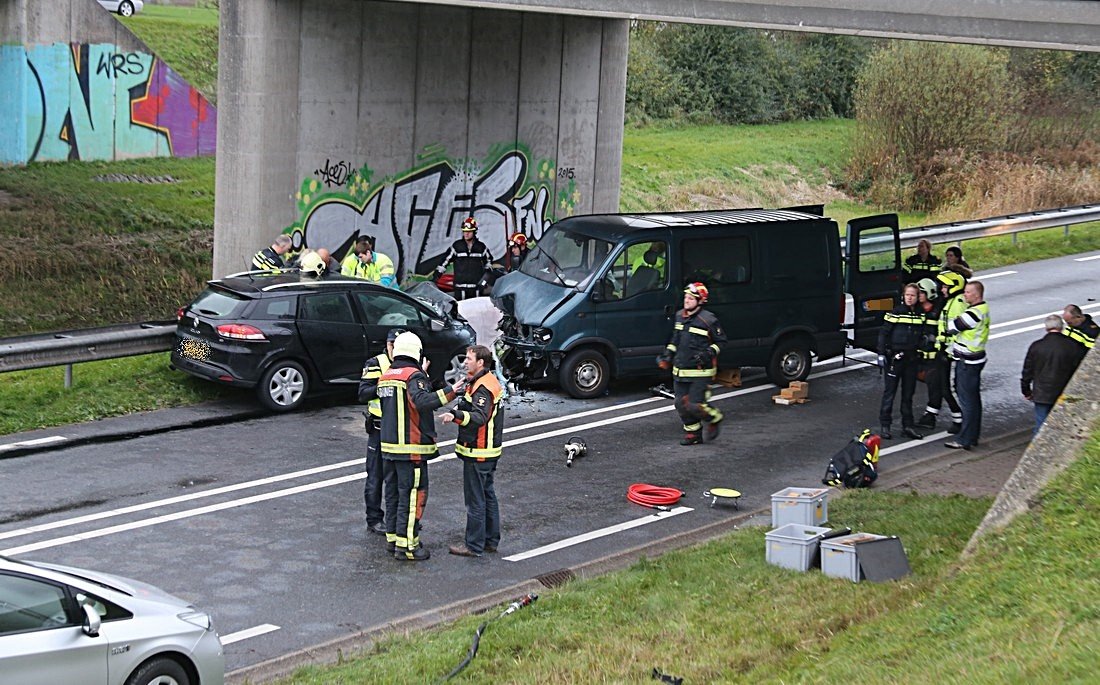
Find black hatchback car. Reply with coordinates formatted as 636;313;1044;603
171;274;476;411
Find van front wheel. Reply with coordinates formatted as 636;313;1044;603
766;339;812;386
560;348;610;399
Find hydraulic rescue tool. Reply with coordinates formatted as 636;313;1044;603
563;436;587;467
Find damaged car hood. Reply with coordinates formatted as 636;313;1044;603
491;271;580;327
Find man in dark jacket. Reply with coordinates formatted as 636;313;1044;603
357;328;405;535
442;345;505;558
436;216;493;301
379;332;463;560
877;283;927;440
658;282;727;445
1021;315;1086;435
251;234;292;272
1062;303;1098;351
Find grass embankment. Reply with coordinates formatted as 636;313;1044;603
274;433;1099;684
120;4;220;104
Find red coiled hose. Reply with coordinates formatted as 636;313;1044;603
627;483;684;509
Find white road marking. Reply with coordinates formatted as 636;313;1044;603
975;271;1016;279
1073;254;1100;262
0;436;68;452
2;306;1082;554
220;623;281;645
503;507;693;562
880;432;949;455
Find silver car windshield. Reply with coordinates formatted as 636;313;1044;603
520;228;615;289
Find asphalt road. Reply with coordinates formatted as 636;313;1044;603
1;249;1096;676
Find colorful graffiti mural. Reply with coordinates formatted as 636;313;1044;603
0;42;216;163
287;144;581;281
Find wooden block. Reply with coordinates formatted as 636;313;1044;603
781;388;795;399
791;381;808;391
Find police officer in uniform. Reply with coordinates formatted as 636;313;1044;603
1062;303;1098;351
379;332;463;560
252;235;292;272
442;345;505;558
944;280;990;450
658;282;727;445
903;239;941;280
436;217;493;301
357;328;405;535
877;283;927;440
920;270;967;433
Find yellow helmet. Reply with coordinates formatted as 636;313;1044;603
935;270;965;297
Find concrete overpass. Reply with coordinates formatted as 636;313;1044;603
203;0;1098;276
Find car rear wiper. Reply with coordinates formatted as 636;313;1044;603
195;308;220;316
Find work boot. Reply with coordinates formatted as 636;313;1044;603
680;432;702;446
947;422;962;435
484;544;498;554
448;544;482;558
917;413;936;429
366;521;386;535
704;418;722;442
395;545;431;561
386;541;396;554
879;425;893;440
902;426;924;440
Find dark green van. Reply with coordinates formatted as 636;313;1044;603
491;207;902;398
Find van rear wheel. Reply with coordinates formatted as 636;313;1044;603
560;348;609;399
766;339;812;386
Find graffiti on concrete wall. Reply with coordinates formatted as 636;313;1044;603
1;42;216;163
286;143;581;281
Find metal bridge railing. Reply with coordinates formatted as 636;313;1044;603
1;203;1098;381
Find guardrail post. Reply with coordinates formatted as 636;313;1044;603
1012;232;1018;246
64;364;73;389
1064;224;1069;238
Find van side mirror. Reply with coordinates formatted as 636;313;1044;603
590;290;604;303
429;319;445;332
81;604;101;637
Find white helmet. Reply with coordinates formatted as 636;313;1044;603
392;331;423;361
298;252;326;278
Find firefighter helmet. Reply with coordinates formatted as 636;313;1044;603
509;233;528;247
935;270;965;296
298;251;326;278
683;282;709;304
392;331;423;361
461;217;478;233
917;277;938;301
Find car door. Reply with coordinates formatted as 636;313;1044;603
592;237;675;374
354;290;431;358
0;573;107;685
295;290;368;383
844;214;903;351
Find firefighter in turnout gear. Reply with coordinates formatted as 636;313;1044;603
379;332;463;560
877;283;927;440
658;283;727;445
436;217;493;301
921;270;967;434
357;328;405;535
442;345;505;557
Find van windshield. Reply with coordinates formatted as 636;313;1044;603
520;228;615;288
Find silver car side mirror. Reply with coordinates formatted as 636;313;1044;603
81;603;101;637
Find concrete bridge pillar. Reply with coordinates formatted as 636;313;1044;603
213;0;627;279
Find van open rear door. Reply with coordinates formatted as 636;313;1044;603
844;214;902;351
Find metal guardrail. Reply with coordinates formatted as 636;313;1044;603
1;204;1097;377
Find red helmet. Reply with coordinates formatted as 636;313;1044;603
461;217;478;232
683;282;709;304
509;233;528;247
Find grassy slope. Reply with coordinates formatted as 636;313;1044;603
274;431;1098;684
121;5;220;104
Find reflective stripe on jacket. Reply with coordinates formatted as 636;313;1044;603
452;370;505;460
1063;314;1098;350
358;352;392;417
252;247;285;272
436;238;493;287
343;252;397;287
666;307;727;379
948;301;990;363
379;360;455;459
878;305;926;356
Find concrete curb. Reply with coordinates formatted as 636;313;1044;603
226;428;1030;685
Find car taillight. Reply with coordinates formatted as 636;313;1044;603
176;307;186;321
216;323;267;341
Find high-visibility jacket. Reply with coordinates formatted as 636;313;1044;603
1063;313;1098;350
936;293;968;350
378;359;456;459
436;238;492;289
903;254;942;278
878;304;926;357
450;369;505;461
342;251;397;288
947;301;990;363
252;247;285;272
358;352;393;418
663;307;727;379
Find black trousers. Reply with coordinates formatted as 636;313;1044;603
674;378;722;432
387;457;428;551
452;285;479;301
363;426;386;525
879;356;918;428
924;354;961;419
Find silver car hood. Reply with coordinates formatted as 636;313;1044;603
30;560;193;608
